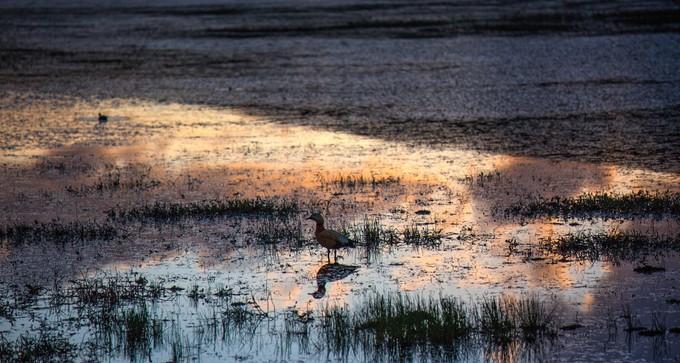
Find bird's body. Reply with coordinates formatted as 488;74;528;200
307;213;356;262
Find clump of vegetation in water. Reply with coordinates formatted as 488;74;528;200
70;274;166;308
505;190;680;219
66;167;161;196
459;171;502;188
345;217;445;251
0;220;118;245
0;322;77;362
344;217;399;252
254;216;304;246
106;197;300;223
401;222;444;247
540;231;680;263
320;173;401;190
321;292;556;359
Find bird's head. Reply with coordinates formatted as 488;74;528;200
306;212;324;224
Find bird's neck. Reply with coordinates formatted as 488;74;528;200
315;221;325;235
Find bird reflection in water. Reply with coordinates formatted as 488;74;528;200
311;263;359;299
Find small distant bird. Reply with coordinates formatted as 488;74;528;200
307;212;356;263
311;263;358;299
98;113;108;122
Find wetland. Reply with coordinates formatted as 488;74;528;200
1;1;680;362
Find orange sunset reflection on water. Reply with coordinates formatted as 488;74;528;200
1;96;679;313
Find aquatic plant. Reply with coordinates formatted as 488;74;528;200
66;167;161;195
638;314;666;337
506;190;680;218
106;197;300;222
401;222;444;247
254;216;303;246
345;216;399;251
540;231;680;263
320;173;401;190
0;322;77;362
321;292;555;359
122;305;157;359
71;274;165;308
0;220;118;245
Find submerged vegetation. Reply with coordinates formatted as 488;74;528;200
2;269;679;362
321;292;556;360
66;167;161;196
506;191;680;219
254;216;304;246
401;222;444;247
106;197;300;222
540;231;680;263
345;216;399;251
0;220;118;245
344;217;445;252
0;323;78;362
320;173;401;190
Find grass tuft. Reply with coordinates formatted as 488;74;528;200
322;292;555;358
106;197;299;223
0;220;118;245
66;167;161;195
541;231;680;263
320;173;401;190
401;222;444;247
0;322;77;362
345;217;399;251
254;217;303;246
506;190;680;219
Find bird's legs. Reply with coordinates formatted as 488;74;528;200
333;249;337;264
326;249;331;263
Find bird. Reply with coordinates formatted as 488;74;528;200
310;263;358;299
306;212;356;263
98;113;108;122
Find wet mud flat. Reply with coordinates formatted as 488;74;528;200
1;1;680;362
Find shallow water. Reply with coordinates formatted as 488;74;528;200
1;1;680;362
1;98;678;362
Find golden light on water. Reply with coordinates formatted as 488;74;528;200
1;96;679;311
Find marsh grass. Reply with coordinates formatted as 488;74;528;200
460;171;502;188
506;191;680;219
0;273;262;362
401;222;444;247
35;157;95;175
320;173;401;190
0;322;77;362
187;284;205;303
122;305;156;359
106;197;299;223
540;231;680;263
638;314;666;337
622;304;645;332
254;216;303;246
280;309;314;355
479;297;516;343
0;299;14;323
321;292;555;359
0;274;562;362
66;167;161;195
345;217;445;252
344;217;399;254
71;274;165;308
0;220;118;245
